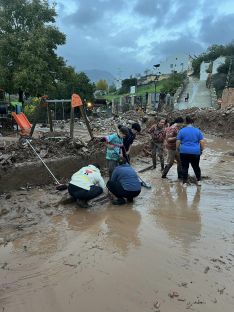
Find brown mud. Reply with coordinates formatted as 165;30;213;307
0;135;234;312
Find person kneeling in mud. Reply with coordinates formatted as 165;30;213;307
107;157;141;205
68;164;106;208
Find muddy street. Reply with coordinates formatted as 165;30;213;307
0;136;234;312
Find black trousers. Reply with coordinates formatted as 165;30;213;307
107;160;119;178
68;184;103;201
107;180;141;200
180;153;201;183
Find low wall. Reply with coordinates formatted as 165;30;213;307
0;143;145;192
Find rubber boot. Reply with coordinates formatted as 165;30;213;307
112;198;126;205
76;199;89;208
161;161;165;172
161;165;170;178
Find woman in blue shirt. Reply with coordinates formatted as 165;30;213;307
176;116;205;187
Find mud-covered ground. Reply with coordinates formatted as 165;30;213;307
0;136;234;312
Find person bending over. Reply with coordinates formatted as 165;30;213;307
68;163;106;208
107;157;141;205
119;123;141;163
102;126;129;178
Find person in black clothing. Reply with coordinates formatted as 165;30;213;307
118;123;141;162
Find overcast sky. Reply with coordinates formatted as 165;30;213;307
53;0;234;78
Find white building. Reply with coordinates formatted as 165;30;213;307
157;53;191;74
212;56;226;74
200;61;211;80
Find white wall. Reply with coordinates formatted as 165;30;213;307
212;56;226;74
158;53;190;74
200;62;210;80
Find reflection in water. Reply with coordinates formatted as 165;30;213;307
151;182;201;252
66;209;106;231
67;205;141;256
104;207;141;256
11;204;141;258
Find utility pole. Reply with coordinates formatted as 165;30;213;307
153;64;160;110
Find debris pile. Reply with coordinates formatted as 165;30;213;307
90;110;144;132
0;136;105;168
147;105;234;137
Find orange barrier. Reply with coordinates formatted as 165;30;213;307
71;93;83;108
12;112;32;135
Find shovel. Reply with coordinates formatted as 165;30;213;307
122;144;151;189
26;140;67;191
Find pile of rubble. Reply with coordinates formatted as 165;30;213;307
90;110;144;132
169;106;234;137
0;136;105;168
146;105;234;137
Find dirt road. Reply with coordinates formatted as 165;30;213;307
176;77;212;110
0;136;234;312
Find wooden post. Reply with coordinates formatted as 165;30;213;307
70;107;74;139
79;105;93;139
48;108;53;132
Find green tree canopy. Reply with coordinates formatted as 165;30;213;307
96;79;108;91
119;77;137;94
49;68;95;101
0;0;66;95
192;42;234;76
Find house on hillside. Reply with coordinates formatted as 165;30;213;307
212;56;226;74
200;57;226;80
157;53;192;74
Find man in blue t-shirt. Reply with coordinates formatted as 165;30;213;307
176;116;205;187
107;157;141;205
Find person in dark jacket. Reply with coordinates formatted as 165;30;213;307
107;157;141;205
118;123;141;163
148;118;166;170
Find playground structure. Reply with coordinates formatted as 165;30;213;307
10;93;93;140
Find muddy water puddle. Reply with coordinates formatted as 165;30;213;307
0;136;234;312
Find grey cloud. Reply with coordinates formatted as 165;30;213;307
56;0;234;77
165;0;197;26
133;0;196;27
62;0;125;28
200;14;234;45
134;0;172;18
150;36;204;59
58;31;145;76
108;28;141;48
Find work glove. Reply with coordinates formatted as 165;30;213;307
100;137;107;142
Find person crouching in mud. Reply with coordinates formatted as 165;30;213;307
107;157;141;205
68;164;106;208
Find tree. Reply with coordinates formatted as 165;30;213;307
160;72;185;94
75;72;95;101
108;84;116;93
96;79;108;91
48;68;95;101
192;42;234;76
119;78;137;94
0;0;66;95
